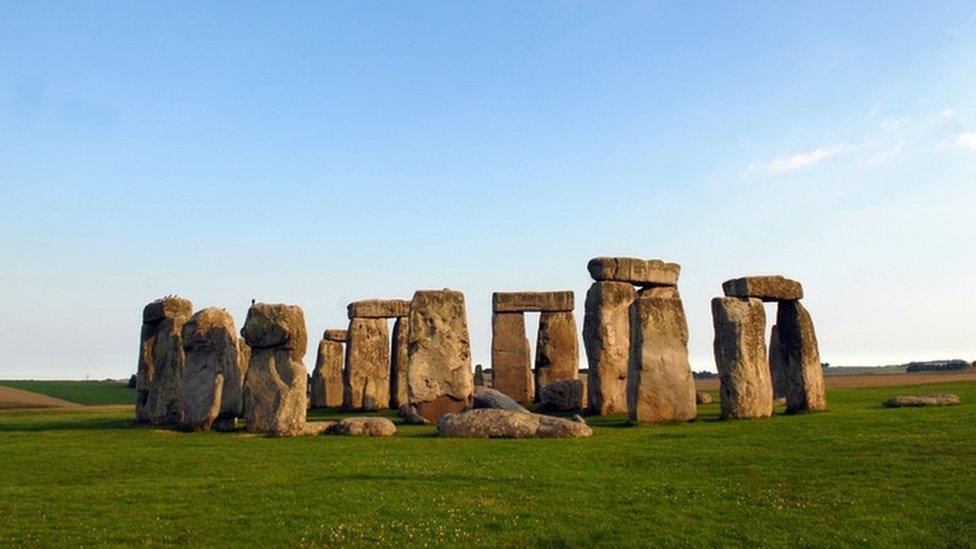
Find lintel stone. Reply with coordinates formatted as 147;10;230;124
347;299;411;319
587;257;680;286
323;329;348;342
722;276;803;302
492;291;574;313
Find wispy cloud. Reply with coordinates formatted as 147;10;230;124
862;140;906;165
747;144;851;175
956;132;976;150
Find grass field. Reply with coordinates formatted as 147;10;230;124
0;380;134;406
1;381;974;546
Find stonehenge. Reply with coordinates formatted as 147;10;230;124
490;291;578;404
583;281;635;415
711;275;826;418
310;329;345;408
240;303;310;436
180;307;242;430
136;297;193;425
407;289;474;422
343;299;409;411
389;316;410;410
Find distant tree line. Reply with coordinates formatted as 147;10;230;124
905;360;972;373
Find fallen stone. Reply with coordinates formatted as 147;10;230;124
776;301;827;413
241;303;310;436
534;311;579;401
343;317;390;411
711;297;773;419
322;329;348;343
722;276;803;302
347;299;410;319
587;257;680;286
696;392;713;405
437;409;593;438
136;296;193;425
583;281;635;415
540;379;584;412
491;312;533;403
326;417;397;436
492;291;574;313
627;295;697;423
473;386;529;413
310;338;344;408
181;307;240;430
407;289;474;422
389;317;410;409
571;414;586;424
884;394;961;407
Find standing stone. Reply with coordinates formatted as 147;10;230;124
491;312;533;403
711;297;772;419
311;336;344;408
180;308;239;430
389;316;410;409
474;364;485;386
136;297;193;425
407;289;474;422
534;311;579;401
540;379;584;412
627;295;697;423
583;281;636;415
768;324;789;399
776;301;827;413
241;303;309;435
343;317;390;411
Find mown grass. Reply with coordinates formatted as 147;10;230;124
0;380;135;405
0;381;974;547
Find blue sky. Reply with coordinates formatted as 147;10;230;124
2;2;975;379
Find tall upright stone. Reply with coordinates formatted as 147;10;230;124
711;297;772;419
474;364;485;386
180;307;240;430
491;312;533;403
768;324;789;399
534;311;579;401
583;281;636;415
389;316;410;409
241;303;309;435
627;294;696;423
776;301;827;413
310;333;344;408
136;297;193;425
407;289;473;422
343;317;390;411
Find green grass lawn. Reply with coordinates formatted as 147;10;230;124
0;380;135;405
0;381;974;546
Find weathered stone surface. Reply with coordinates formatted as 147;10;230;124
241;303;309;435
540;379;584;412
492;291;574;313
776;301;827;413
884;393;961;407
491;312;533;403
696;392;713;405
638;286;680;299
474;364;485;386
322;329;348;342
711;297;772;419
768;324;789;399
237;337;251;381
407;289;474;422
627;296;697;423
326;417;397;436
310;339;344;408
240;303;307;356
136;297;192;425
473;386;529;412
437;409;592;438
587;257;680;286
583;281;635;415
347;299;410;319
343;317;390;411
534;311;579;401
397;404;430;425
181;308;240;430
389;317;409;409
722;276;803;302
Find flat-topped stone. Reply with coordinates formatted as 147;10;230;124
347;299;410;319
587;257;680;286
722;276;803;302
492;291;574;313
143;296;193;324
322;329;348;342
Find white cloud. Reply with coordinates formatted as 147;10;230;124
863;140;907;165
748;144;851;175
956;132;976;150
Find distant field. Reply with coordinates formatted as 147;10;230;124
0;380;134;406
0;380;973;546
695;370;976;391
